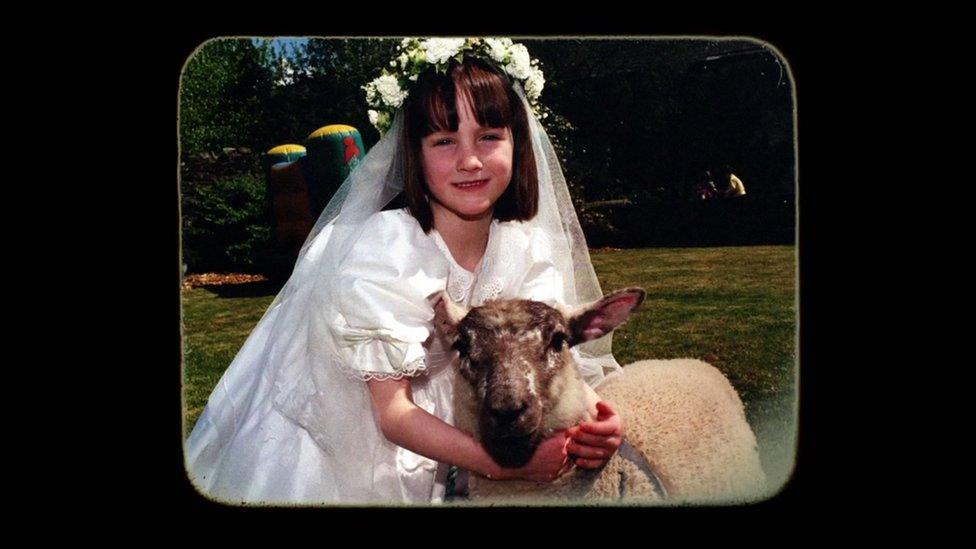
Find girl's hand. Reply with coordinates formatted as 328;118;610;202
493;430;573;482
566;401;624;469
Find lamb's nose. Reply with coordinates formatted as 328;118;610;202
489;403;528;424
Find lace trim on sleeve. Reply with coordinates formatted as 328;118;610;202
332;351;432;382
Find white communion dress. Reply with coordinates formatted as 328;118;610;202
185;208;611;505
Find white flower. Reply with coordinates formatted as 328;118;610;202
503;43;532;79
366;38;546;133
373;74;407;108
483;38;509;63
524;66;545;99
422;37;466;64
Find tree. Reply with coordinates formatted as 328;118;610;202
179;38;276;155
258;38;400;151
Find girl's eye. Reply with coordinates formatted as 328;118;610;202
481;134;500;141
434;138;454;146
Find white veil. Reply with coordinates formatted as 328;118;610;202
185;74;619;500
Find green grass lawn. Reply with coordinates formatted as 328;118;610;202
182;245;797;493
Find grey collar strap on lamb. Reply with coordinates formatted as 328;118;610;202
617;440;668;499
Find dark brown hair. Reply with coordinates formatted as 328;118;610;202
401;57;538;232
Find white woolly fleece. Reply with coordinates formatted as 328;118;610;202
466;358;767;505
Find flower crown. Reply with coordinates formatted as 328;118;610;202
363;37;546;135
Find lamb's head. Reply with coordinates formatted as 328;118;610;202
430;287;646;468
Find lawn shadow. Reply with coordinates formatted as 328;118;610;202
204;278;285;298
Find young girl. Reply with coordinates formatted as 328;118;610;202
185;38;625;504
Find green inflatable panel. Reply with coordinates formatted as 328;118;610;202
304;124;366;216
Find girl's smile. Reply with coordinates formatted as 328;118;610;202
452;178;489;190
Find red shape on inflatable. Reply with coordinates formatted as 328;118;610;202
343;136;361;164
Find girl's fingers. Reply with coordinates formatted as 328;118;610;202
566;441;610;460
568;428;620;448
577;419;620;437
574;458;606;470
595;401;616;420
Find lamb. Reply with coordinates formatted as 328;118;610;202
430;287;767;504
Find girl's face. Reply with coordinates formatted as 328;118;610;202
421;94;513;223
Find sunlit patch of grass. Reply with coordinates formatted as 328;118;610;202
181;287;275;433
591;245;796;489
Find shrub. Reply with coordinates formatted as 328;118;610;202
182;173;272;273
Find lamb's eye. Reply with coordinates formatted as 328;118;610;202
550;331;568;351
452;335;470;356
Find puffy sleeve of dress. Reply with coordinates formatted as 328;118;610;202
325;209;451;381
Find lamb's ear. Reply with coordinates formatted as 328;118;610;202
428;290;469;341
567;287;646;346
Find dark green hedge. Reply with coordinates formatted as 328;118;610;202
181;173;272;274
